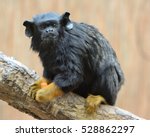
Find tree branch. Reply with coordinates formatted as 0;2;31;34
0;52;143;120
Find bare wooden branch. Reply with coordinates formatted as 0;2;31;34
0;52;143;120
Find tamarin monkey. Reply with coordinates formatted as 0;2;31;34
23;12;124;113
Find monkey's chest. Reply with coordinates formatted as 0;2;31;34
40;52;68;77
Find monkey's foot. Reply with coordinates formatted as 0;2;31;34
35;82;64;102
86;95;107;114
28;77;49;99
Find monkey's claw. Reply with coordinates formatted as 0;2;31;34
28;83;41;99
86;95;107;114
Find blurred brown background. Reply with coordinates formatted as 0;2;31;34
0;0;150;119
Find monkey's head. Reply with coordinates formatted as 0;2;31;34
23;12;73;52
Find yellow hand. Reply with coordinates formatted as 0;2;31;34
28;77;50;99
86;94;107;114
35;82;64;102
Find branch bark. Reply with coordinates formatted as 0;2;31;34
0;52;143;120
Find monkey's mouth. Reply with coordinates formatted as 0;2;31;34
41;34;57;42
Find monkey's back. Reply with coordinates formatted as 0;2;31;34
68;22;123;79
66;22;124;103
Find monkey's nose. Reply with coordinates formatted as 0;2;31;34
46;28;54;33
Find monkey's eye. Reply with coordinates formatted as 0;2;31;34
49;22;58;27
39;23;48;30
39;24;47;30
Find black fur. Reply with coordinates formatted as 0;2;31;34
23;12;124;105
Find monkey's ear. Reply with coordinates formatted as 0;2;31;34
60;12;73;31
23;20;34;37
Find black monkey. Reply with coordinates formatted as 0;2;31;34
23;12;124;113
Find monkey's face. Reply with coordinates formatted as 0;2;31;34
23;12;73;51
36;20;60;43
